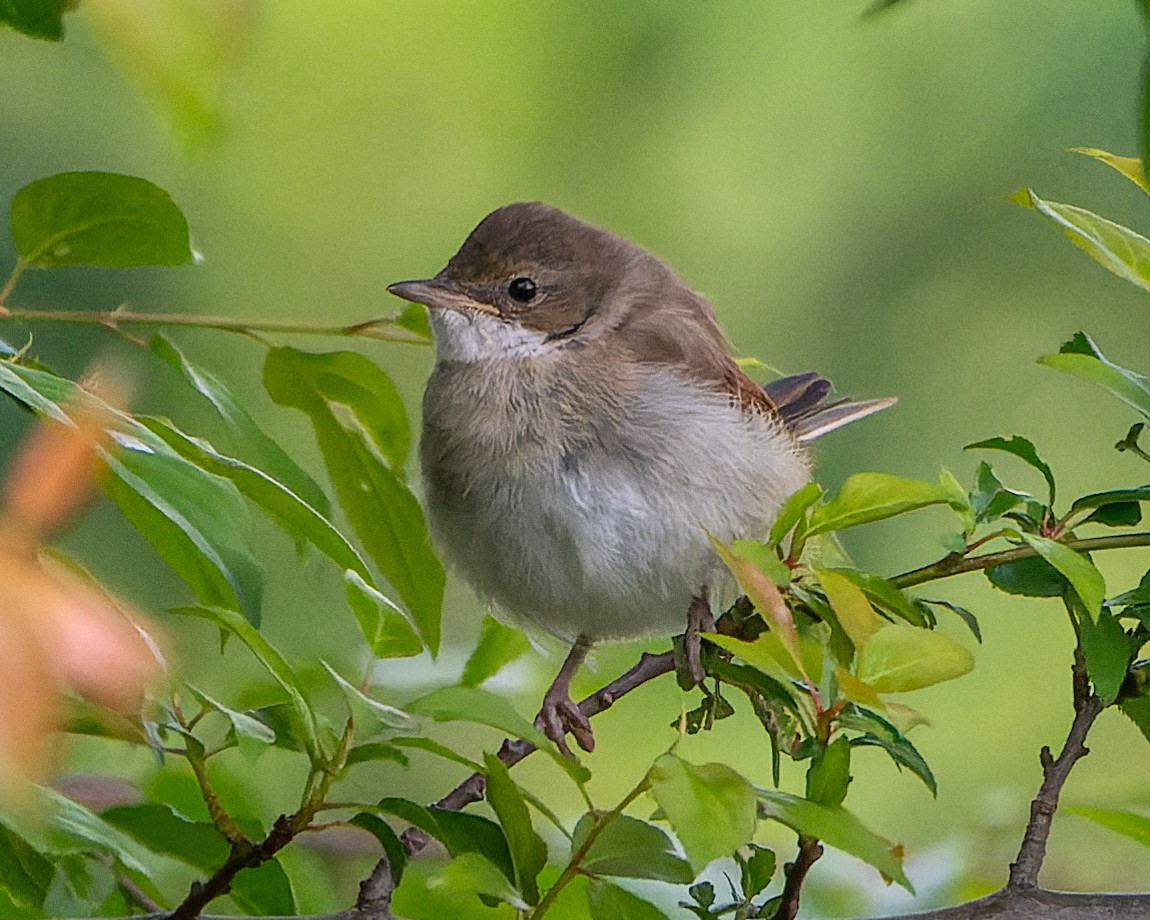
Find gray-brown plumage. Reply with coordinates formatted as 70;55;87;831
390;202;893;753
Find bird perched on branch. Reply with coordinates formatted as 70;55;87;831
390;202;892;755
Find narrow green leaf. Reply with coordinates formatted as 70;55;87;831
1070;487;1150;514
817;569;881;649
806;473;953;536
571;814;693;883
1019;533;1106;620
323;662;417;735
461;616;531;688
230;858;296;916
1071;147;1150;195
648;754;756;871
390;737;483;772
1069;807;1150;849
100;803;227;873
407;687;590;785
839;705;936;795
264;347;443;652
965;436;1056;506
344;571;422;659
174;606;321;758
855;624;974;693
39;790;153;875
186;685;276;746
483;754;546;905
344;741;409;769
806;737;851;807
389;854;519;918
349;813;407;883
1078;611;1133;705
0;0;66;41
756;789;912;891
586;879;670;920
1039;333;1150;420
149;335;330;516
822;567;927;630
969;462;1027;524
918;599;981;643
769;481;823;546
1085;502;1143;527
10;172;193;267
1011;188;1150;293
986;555;1068;598
0;828;53;908
1119;696;1150;747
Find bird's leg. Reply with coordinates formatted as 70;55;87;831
685;594;716;686
536;634;595;756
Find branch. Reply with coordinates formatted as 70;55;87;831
892;531;1150;589
0;306;430;345
1007;641;1104;889
773;836;824;920
393;650;674;861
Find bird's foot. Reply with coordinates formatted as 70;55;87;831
535;686;594;757
684;595;716;686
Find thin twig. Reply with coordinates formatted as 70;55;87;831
0;305;430;345
892;532;1150;589
773;836;824;920
1007;635;1104;889
392;650;674;863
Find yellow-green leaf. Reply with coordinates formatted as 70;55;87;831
817;570;881;649
855;624;974;693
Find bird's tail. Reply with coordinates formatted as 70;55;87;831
764;371;896;442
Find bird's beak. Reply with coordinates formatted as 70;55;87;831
387;278;499;316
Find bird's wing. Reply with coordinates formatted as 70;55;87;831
763;371;896;441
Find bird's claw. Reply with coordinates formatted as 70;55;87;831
536;689;594;757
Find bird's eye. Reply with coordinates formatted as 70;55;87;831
508;276;537;303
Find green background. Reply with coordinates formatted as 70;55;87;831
1;1;1149;915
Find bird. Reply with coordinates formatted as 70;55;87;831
389;202;893;755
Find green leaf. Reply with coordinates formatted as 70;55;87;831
186;685;276;747
964;436;1056;506
917;599;981;643
839;705;936;795
10;172;193;267
0;827;53;908
349;813;407;884
1085;502;1143;527
1069;486;1150;516
1039;333;1150;421
102;440;264;626
230;857;295;916
817;569;881;649
390;855;518;918
1069;807;1150;849
806;473;953;536
769;481;823;546
1119;696;1150;746
855;624;974;693
149;335;330;516
571;814;693;883
174;606;322;759
806;737;851;807
740;844;776;899
648;754;756;871
1110;569;1150;609
986;555;1068;598
756;789;912;891
100;803;227;873
730;539;791;585
969;462;1027;524
407;687;590;785
1019;533;1106;620
395;302;433;340
1011;188;1150;294
344;571;423;659
344;741;409;769
1071;147;1150;195
373;798;514;883
390;737;483;772
586;879;671;920
0;0;66;41
483;754;546;905
264;347;443;652
38;790;153;875
711;537;803;677
323;662;417;735
461;616;531;688
821;567;927;629
1078;611;1132;705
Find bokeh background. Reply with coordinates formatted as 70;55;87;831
2;1;1149;916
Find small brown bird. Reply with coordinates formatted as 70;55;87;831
390;203;891;754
